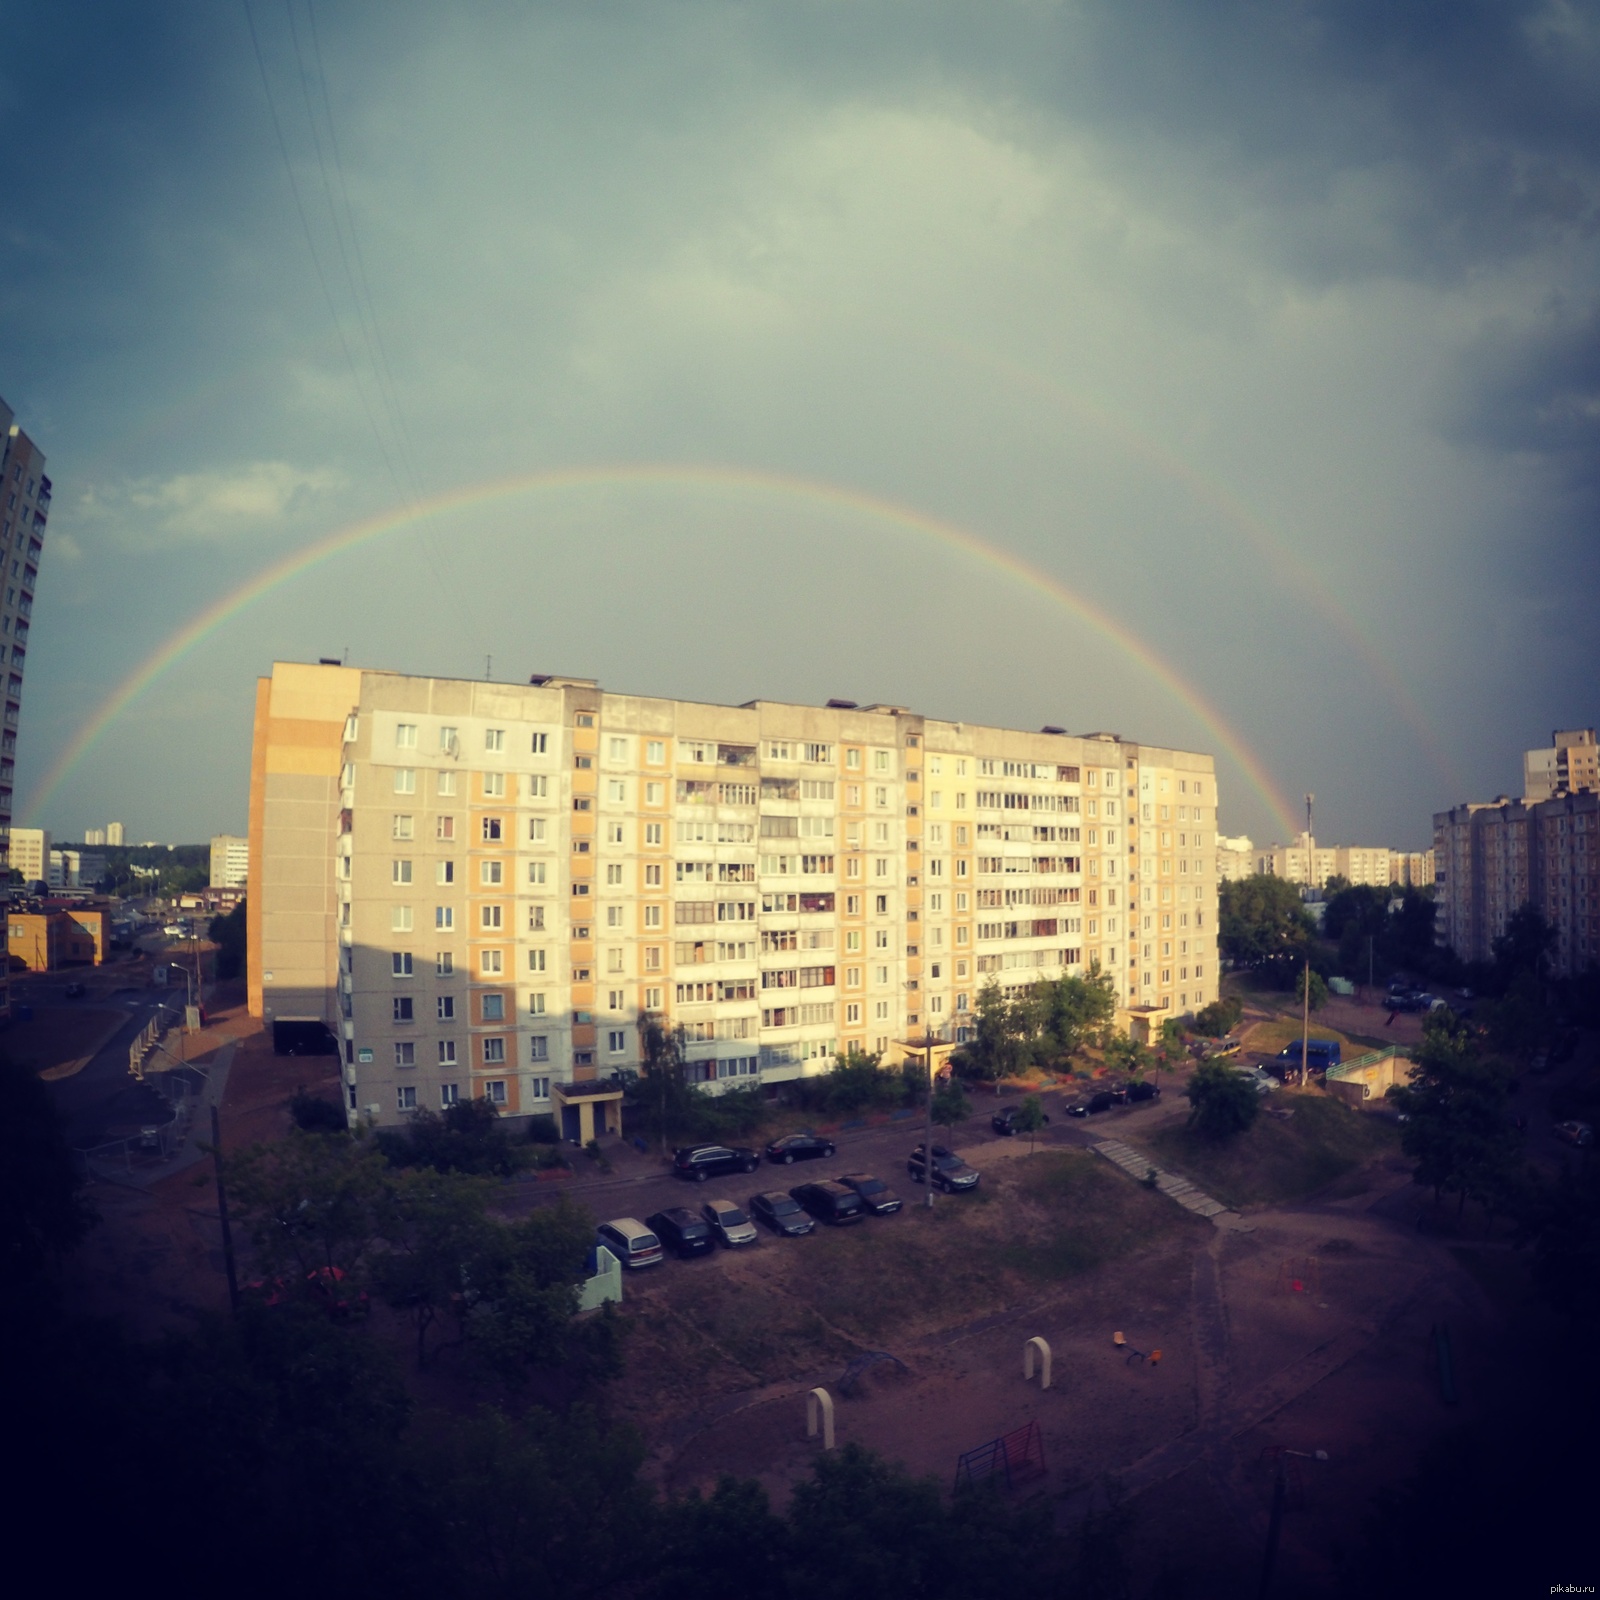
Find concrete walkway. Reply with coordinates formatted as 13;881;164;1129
1091;1136;1254;1232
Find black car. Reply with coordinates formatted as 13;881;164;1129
789;1181;866;1226
907;1144;980;1192
747;1190;816;1236
1126;1081;1161;1103
765;1132;837;1165
1085;1091;1117;1114
644;1207;716;1259
991;1105;1052;1136
1064;1100;1090;1118
673;1143;762;1182
835;1172;902;1215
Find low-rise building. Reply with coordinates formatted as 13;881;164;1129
8;902;108;970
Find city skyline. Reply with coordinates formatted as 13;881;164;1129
4;5;1596;847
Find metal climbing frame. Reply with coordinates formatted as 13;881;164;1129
953;1420;1046;1493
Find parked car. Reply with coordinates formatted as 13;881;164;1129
1126;1080;1161;1103
991;1104;1052;1136
162;924;185;937
700;1198;759;1247
1085;1091;1117;1114
790;1180;867;1226
747;1190;816;1236
907;1144;980;1192
1274;1039;1342;1074
834;1172;902;1215
765;1132;837;1165
673;1143;761;1182
1554;1120;1594;1148
1064;1100;1090;1118
596;1218;664;1270
1238;1065;1276;1095
645;1207;717;1259
1203;1039;1241;1061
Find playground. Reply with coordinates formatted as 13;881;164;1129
633;1139;1506;1595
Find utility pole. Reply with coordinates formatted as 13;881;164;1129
1299;952;1311;1088
921;1026;937;1210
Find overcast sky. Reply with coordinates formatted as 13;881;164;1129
4;1;1596;848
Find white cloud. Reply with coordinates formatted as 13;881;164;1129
75;461;343;547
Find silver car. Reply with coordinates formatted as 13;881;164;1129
701;1197;760;1247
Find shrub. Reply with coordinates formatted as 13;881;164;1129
289;1089;348;1134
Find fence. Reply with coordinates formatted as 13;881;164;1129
76;1060;212;1182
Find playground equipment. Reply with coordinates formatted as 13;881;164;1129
1276;1256;1321;1297
1112;1330;1148;1366
953;1420;1046;1493
1023;1336;1052;1390
805;1387;835;1450
1430;1321;1458;1406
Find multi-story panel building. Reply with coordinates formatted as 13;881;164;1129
105;821;125;846
10;825;48;883
248;663;1220;1127
209;834;250;889
1215;834;1254;881
1389;850;1435;889
1434;788;1599;976
1524;729;1599;804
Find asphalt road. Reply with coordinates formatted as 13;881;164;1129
43;990;185;1149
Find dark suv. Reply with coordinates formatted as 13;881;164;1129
645;1207;716;1258
907;1144;980;1192
835;1173;902;1215
789;1181;866;1226
673;1143;762;1182
748;1191;815;1236
765;1132;836;1165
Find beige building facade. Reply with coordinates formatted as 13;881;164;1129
1524;728;1598;804
249;664;1220;1127
210;833;250;889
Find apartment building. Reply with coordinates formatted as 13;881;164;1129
248;663;1220;1128
1524;729;1599;804
209;833;250;889
1389;850;1435;889
10;825;47;883
1252;833;1420;891
106;821;124;846
1434;791;1599;975
0;399;46;868
1216;834;1253;881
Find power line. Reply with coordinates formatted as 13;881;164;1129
241;0;405;500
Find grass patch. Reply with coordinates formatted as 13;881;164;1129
1129;1091;1398;1209
1245;1016;1370;1055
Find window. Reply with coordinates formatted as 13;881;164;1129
437;995;455;1021
392;906;414;932
607;946;624;972
606;905;624;927
440;726;458;752
608;779;626;803
528;993;546;1014
393;996;414;1022
481;905;503;930
531;732;548;754
394;768;416;794
608;1030;627;1054
527;948;547;972
644;986;662;1009
608;988;625;1010
440;1079;459;1102
481;817;502;841
644;947;662;971
529;1038;549;1063
526;774;548;800
605;862;624;886
574;754;592;770
393;859;413;884
485;728;505;752
480;950;503;976
646;739;665;764
845;748;862;769
607;822;624;845
392;951;413;977
480;860;503;887
645;822;663;845
482;1037;506;1064
484;1080;507;1105
436;860;454;886
846;1002;861;1024
529;1074;550;1098
481;994;505;1021
436;952;454;976
528;861;547;885
396;723;417;749
483;772;506;797
644;905;663;928
436;906;454;930
397;1086;417;1111
436;815;455;841
393;815;414;840
394;1042;415;1066
804;743;832;763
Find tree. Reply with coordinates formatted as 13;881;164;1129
228;1130;393;1291
1014;1093;1047;1155
931;1076;971;1133
1295;965;1328;1011
1184;1060;1261;1139
208;900;247;980
1033;968;1117;1059
0;1056;95;1285
1520;1159;1600;1328
958;981;1031;1082
377;1098;522;1176
1193;995;1243;1037
1491;904;1555;992
1388;1012;1524;1221
1218;875;1315;971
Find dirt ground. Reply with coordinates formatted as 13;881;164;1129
13;1005;127;1078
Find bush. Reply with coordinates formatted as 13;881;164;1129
378;1099;522;1177
790;1048;916;1117
1193;996;1244;1037
1184;1060;1261;1140
526;1113;560;1144
289;1089;348;1134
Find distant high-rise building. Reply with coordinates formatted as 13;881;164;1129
84;827;106;846
0;395;50;1026
1523;729;1598;803
209;834;250;889
1250;832;1424;891
1215;834;1254;881
106;820;124;845
10;825;48;883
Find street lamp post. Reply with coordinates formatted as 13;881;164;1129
921;1026;938;1210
